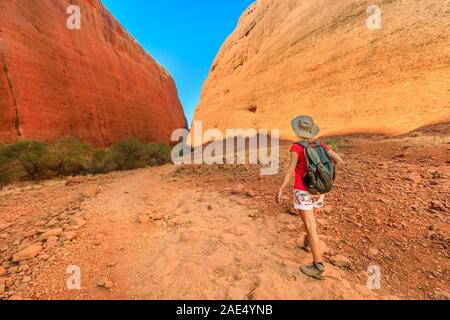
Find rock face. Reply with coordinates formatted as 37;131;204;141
0;0;186;146
193;0;450;141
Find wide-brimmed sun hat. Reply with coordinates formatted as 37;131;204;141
291;115;320;139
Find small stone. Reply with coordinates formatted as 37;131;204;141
246;190;256;198
66;177;84;186
62;231;77;241
45;236;59;247
236;199;250;206
137;215;150;224
45;219;59;228
40;228;63;240
427;231;437;240
5;278;13;287
34;220;47;227
430;200;446;212
18;265;30;272
97;277;114;289
368;248;379;256
330;255;351;268
150;212;165;221
70;217;86;228
7;266;18;274
231;184;245;194
404;173;421;184
23;230;37;238
39;253;50;261
13;244;43;262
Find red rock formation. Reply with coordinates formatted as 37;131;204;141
0;0;186;146
193;0;450;141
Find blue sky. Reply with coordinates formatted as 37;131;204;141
102;0;255;124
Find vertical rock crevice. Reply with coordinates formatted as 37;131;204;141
1;49;22;137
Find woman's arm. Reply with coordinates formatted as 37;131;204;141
328;149;344;166
277;151;299;204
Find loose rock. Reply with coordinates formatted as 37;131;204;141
330;255;351;268
66;177;84;186
70;217;87;228
97;277;114;289
13;244;43;262
0;266;6;277
137;215;150;224
40;228;63;240
62;231;77;241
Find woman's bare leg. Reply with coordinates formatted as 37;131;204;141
300;210;323;263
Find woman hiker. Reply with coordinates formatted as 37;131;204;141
277;115;344;280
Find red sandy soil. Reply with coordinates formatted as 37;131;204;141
0;126;448;300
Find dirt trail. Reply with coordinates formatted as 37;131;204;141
1;127;448;300
64;167;378;300
0;167;378;300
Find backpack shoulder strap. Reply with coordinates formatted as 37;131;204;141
295;141;309;149
295;141;313;166
295;141;323;149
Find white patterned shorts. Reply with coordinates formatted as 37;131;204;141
293;190;325;211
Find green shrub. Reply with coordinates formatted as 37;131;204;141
142;143;171;166
46;138;93;176
0;143;18;185
103;139;146;171
4;141;48;180
88;149;109;174
324;139;342;151
0;138;173;186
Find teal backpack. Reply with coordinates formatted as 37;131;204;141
296;141;335;195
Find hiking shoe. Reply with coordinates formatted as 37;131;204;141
300;263;325;280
